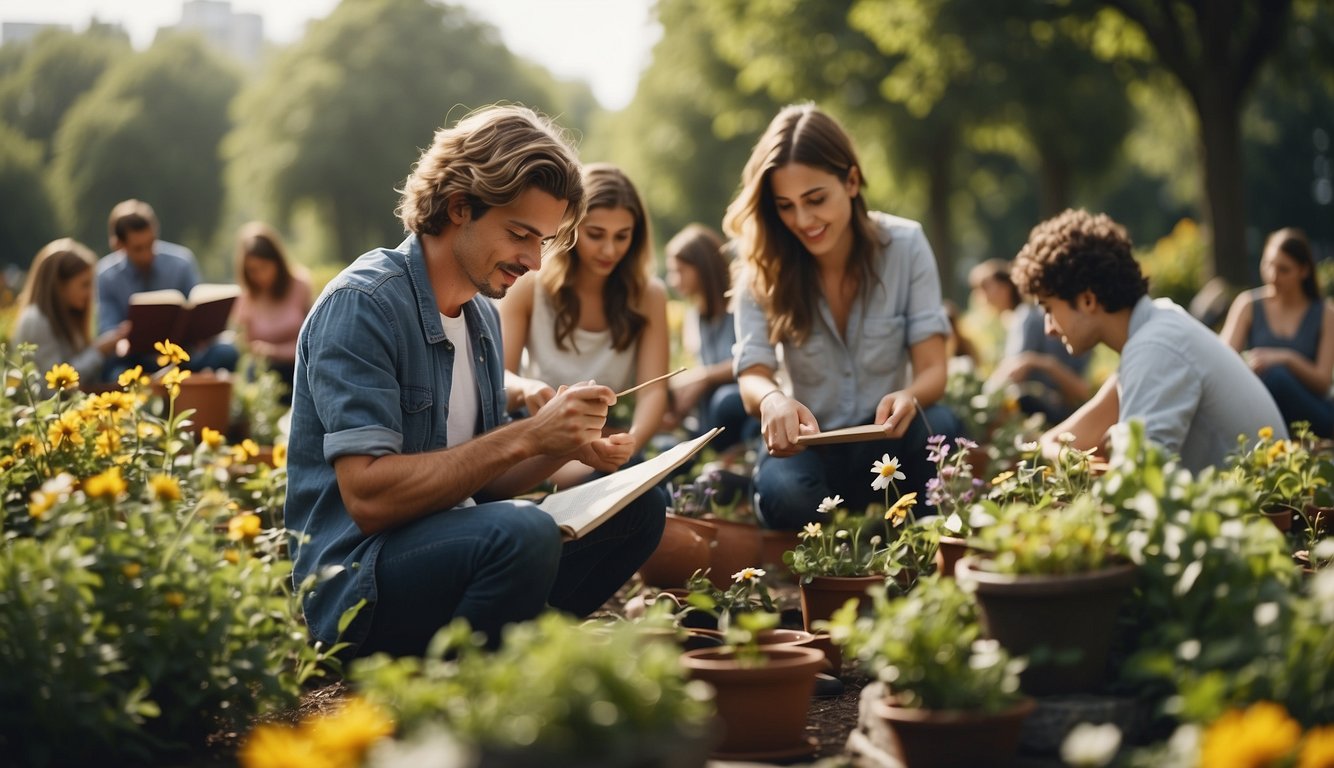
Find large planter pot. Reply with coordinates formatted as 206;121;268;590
758;528;800;577
798;574;885;632
639;514;712;589
933;535;972;578
872;695;1037;768
155;372;232;435
956;558;1138;696
1263;506;1294;532
680;645;825;761
704;518;764;589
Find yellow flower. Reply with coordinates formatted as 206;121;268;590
201;427;225;449
164;591;186;609
0;456;13;471
1199;701;1300;768
149;474;182;502
224;549;240;565
885;492;918;525
732;567;767;582
47;411;85;449
991;471;1016;486
1299;725;1334;768
1258;425;1274;441
161;367;192;399
94;429;123;458
84;467;126;501
239;724;324;768
44;363;79;391
1267;441;1288;463
800;522;823;540
232;438;261;463
228;512;263;541
14;434;40;458
307;696;396;760
28;490;57;520
273;443;288;468
122;563;142;579
154;340;190;367
118;365;148;389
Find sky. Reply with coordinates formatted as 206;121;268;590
0;0;660;110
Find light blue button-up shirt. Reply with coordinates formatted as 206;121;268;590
96;241;201;334
733;212;950;429
284;234;509;646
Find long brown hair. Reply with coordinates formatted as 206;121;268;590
539;163;651;351
236;221;294;301
16;238;96;350
723;103;879;345
1265;227;1319;301
666;224;730;321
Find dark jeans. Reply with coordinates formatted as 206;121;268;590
702;382;761;453
357;485;667;657
753;403;962;530
1260;365;1334;438
103;340;240;382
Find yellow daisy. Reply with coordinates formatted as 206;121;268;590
44;363;79;391
1199;701;1300;768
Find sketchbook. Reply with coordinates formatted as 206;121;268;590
793;423;888;446
538;427;723;540
125;283;241;354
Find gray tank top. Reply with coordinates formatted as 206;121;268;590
1248;289;1322;361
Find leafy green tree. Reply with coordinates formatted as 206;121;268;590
1097;0;1295;285
224;0;562;264
0;122;59;269
49;34;241;266
0;27;131;161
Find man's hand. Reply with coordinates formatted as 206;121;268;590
525;381;613;456
575;432;635;472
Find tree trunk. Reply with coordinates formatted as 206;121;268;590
1038;155;1072;220
1195;84;1249;287
924;132;956;301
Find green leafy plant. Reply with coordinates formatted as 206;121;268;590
969;494;1121;575
0;343;329;765
349;612;714;762
783;495;893;580
829;577;1025;712
684;565;776;629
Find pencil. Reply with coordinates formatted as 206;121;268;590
615;366;687;398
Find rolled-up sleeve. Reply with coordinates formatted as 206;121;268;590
733;283;778;376
303;287;407;462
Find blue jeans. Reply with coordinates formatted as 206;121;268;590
703;383;761;452
1260;365;1334;438
753;403;961;530
356;485;667;656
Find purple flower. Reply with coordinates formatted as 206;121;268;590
955;437;979;452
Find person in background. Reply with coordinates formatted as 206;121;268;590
499;163;671;489
662;223;757;453
231;221;312;395
970;258;1090;423
12;238;129;383
1219;227;1334;437
285;105;665;658
96;199;237;379
1012;208;1286;471
726;103;960;530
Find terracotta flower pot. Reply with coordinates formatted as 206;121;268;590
957;558;1138;696
639;514;712;589
155;372;232;435
872;695;1037;768
933;535;971;578
1263;506;1294;532
704;518;764;589
758;528;800;577
680;645;825;761
798;574;885;632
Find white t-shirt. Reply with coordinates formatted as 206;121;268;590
441;311;479;448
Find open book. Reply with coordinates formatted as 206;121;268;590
794;423;888;446
539;427;722;540
125;283;241;354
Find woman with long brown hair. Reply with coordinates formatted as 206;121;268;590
499;163;670;488
726;103;959;529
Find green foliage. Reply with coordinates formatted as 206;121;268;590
230;355;290;446
971;495;1121;575
50;34;241;261
0;346;323;765
784;498;895;580
0;121;59;269
830;577;1025;712
224;0;561;264
684;567;776;628
1137;218;1210;306
350;612;714;760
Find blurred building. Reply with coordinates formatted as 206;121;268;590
161;0;263;63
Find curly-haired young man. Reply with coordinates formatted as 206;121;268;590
1011;208;1286;471
285;106;666;658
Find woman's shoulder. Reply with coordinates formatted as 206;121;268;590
868;210;926;240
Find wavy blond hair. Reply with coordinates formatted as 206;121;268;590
397;105;584;257
16;238;96;350
723;103;879;346
539;163;651;352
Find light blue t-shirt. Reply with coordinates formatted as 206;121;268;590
733;211;950;429
96;241;201;334
1117;296;1287;471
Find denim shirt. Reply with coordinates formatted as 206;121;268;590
284;234;509;646
733;212;950;429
